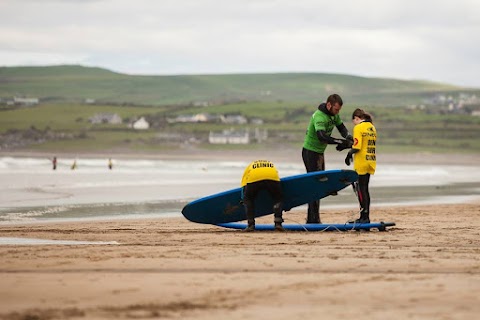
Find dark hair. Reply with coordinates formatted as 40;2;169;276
352;108;373;122
326;94;343;107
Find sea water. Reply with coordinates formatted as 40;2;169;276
0;156;479;224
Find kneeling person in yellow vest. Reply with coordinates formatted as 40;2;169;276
241;160;284;232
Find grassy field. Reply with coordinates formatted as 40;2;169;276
0;104;163;131
1;101;480;154
1;65;477;107
1;65;479;154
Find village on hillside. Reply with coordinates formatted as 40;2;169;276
409;93;480;115
1;92;480;150
88;111;268;145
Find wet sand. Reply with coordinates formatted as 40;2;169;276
1;203;479;320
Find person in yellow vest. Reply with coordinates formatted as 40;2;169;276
241;160;284;232
345;108;377;223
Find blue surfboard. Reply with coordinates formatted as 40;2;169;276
182;169;358;224
216;222;396;231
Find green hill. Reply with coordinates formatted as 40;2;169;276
2;65;480;154
0;65;470;106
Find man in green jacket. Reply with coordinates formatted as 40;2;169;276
302;93;352;223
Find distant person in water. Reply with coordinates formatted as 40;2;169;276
71;159;77;170
52;156;57;170
241;160;284;232
108;158;113;170
345;108;377;223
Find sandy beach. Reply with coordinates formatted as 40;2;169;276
1;150;480;319
0;202;479;320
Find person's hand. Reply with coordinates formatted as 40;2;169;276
336;139;353;151
345;152;353;166
346;134;353;144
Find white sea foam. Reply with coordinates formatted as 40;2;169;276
373;165;479;186
0;157;479;224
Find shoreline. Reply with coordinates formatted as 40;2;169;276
2;189;480;227
1;203;479;319
2;150;480;225
2;148;480;165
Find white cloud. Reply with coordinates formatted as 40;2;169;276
0;0;479;86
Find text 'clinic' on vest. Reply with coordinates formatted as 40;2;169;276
252;161;274;169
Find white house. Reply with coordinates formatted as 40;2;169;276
209;129;249;144
132;117;150;130
250;118;264;125
89;113;122;124
13;97;39;106
222;114;248;124
254;128;268;142
168;113;222;123
172;115;198;123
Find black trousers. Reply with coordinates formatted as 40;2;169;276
243;180;283;225
356;174;371;215
302;148;325;223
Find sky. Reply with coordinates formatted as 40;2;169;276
1;0;479;87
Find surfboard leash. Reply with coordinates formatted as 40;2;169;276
283;217;309;231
